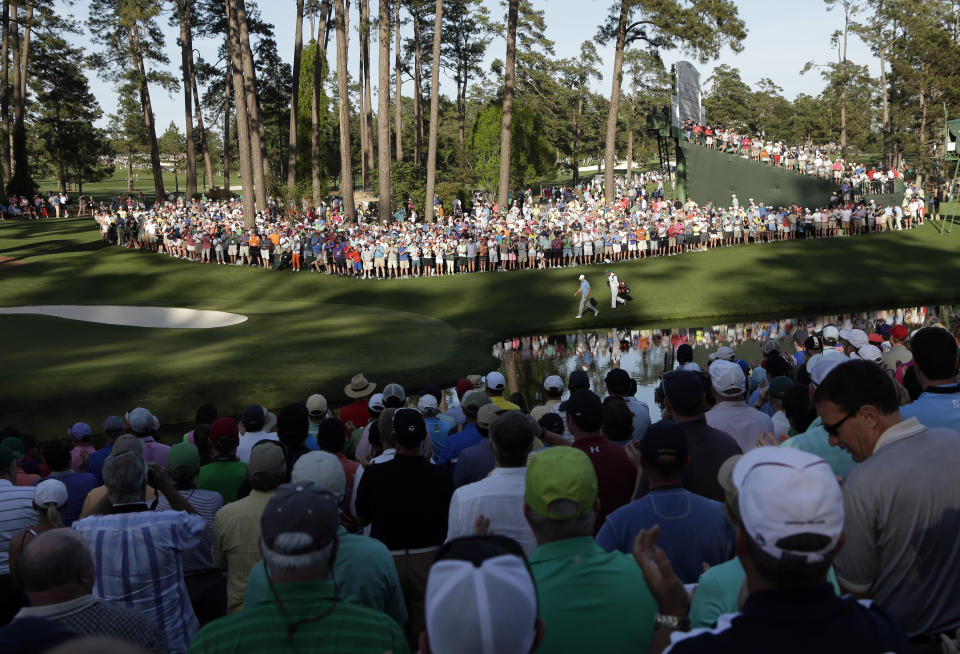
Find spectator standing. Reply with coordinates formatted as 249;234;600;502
605;368;652;442
188;483;408;654
484;371;521;411
815;360;960;644
158;443;226;626
212;440;287;615
72;451;202;654
446;411;538;556
36;440;98;526
197;418;248;504
597;421;735;583
235;406;278;463
436;391;492;469
7;480;69;595
0;436;38;487
567;390;636;532
67;423;96;473
524;447;657;654
0;443;34;625
355;408;455;642
13;528;169;653
899;327;960;430
85;417;125;484
706;360;775;452
125;407;169;468
340;373;376;433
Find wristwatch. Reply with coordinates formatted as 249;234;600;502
654;613;690;631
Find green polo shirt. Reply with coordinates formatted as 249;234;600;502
187;579;408;654
197;461;248;504
530;536;656;654
243;526;407;626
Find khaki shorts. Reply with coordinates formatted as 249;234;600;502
400;260;410;269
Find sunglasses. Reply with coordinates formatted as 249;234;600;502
823;409;857;436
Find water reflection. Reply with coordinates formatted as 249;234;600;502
492;305;955;423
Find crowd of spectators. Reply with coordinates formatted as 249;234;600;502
1;316;958;653
87;173;934;278
680;118;911;197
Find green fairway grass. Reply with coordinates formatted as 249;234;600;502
1;216;958;435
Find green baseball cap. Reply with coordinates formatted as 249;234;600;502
525;447;597;520
768;376;793;400
1;436;24;458
166;442;200;472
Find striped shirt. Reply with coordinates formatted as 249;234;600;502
72;509;205;654
157;488;223;573
186;579;409;654
0;479;36;575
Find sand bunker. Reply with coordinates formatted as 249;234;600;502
0;305;247;329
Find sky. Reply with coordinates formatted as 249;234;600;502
64;0;879;131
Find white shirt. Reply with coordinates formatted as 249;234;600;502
705;400;776;453
445;467;538;557
236;430;279;463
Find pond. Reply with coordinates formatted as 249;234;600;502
486;304;955;422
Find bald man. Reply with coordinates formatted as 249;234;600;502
13;529;168;653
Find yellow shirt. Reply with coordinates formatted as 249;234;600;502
490;395;521;412
212;489;276;613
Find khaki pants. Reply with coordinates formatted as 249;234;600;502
391;548;437;642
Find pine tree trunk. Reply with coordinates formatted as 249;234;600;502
423;0;443;222
177;0;198;199
287;0;304;191
223;66;231;189
626;91;635;183
1;0;9;188
497;0;518;209
334;0;355;218
603;1;628;207
377;0;391;221
312;0;331;206
394;0;402;161
7;0;31;196
457;64;465;152
226;0;256;226
360;0;373;189
127;147;133;191
234;0;268;211
130;25;164;203
190;49;214;191
572;97;581;187
412;11;423;166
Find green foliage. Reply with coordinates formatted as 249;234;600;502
374;160;426;212
31;36;113;193
295;40;337;191
469;101;556;198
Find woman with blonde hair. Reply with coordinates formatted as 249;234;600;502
8;478;69;589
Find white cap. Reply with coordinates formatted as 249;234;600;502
368;393;385;411
851;344;883;363
485;371;506;391
543;375;563;392
417;394;439;413
34;479;69;507
810;356;846;386
709;359;746;397
291;451;346;501
733;447;843;563
710;345;736;362
847;329;869;349
425;554;538;654
125;407;156;434
578;274;585;280
382;383;406;403
306;394;328;416
761;339;781;355
821;325;840;341
838;329;851;342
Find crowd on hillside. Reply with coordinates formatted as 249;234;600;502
681;119;909;196
1;317;959;653
88;173;933;277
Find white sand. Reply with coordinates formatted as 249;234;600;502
0;305;248;329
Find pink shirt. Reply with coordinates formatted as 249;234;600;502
70;445;96;473
140;436;171;468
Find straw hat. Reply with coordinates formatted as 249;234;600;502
344;373;376;398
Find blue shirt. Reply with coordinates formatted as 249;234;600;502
899;385;960;431
453;438;495;488
580;280;591;294
595;487;736;584
437;423;482;467
424;416;452;453
86;443;113;484
780;417;857;480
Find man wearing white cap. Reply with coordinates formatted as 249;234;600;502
574;274;599;318
705;360;774;453
633;447;910;653
484;371;520;411
814;360;960;644
778;354;856;480
422;536;543;654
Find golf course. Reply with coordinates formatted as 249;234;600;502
1;216;958;435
